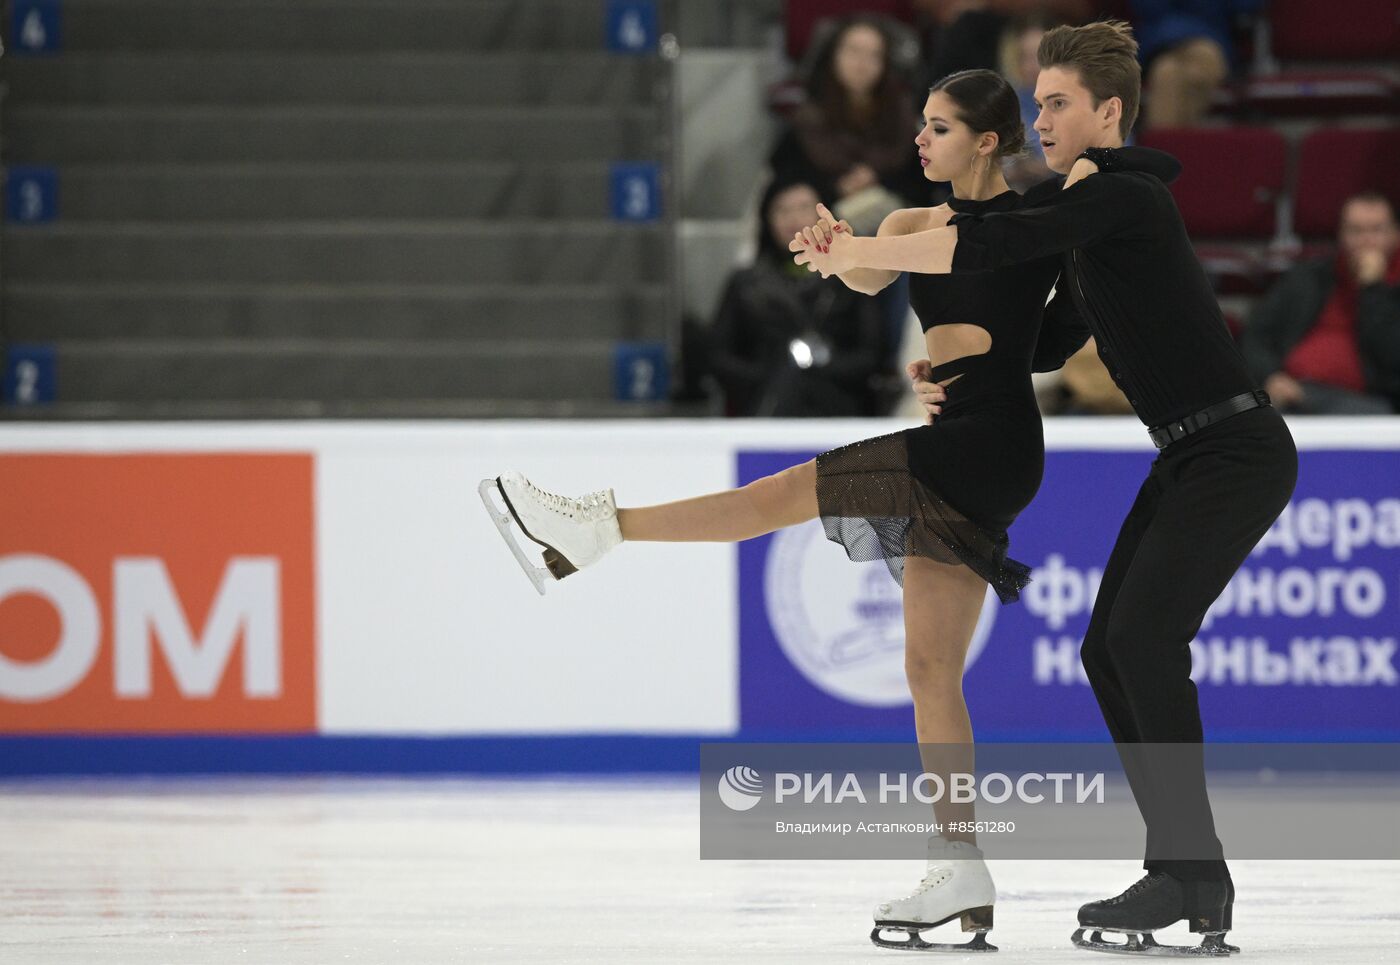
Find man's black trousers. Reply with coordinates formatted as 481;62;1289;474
1080;405;1298;881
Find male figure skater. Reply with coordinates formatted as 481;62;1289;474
799;20;1297;956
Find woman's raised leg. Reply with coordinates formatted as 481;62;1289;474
484;459;819;592
617;459;818;543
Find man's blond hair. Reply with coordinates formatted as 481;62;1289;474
1038;20;1141;138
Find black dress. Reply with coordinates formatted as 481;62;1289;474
813;189;1080;603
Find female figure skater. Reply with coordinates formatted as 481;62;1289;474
481;70;1177;952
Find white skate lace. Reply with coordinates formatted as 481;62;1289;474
904;867;954;897
525;479;613;522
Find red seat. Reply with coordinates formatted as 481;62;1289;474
1269;0;1400;61
783;0;915;61
1295;128;1400;238
1139;128;1287;238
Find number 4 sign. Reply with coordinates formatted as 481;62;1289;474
10;0;62;54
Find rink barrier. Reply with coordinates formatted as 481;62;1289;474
1;419;1398;773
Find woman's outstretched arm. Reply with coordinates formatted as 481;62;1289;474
791;204;948;295
797;221;958;277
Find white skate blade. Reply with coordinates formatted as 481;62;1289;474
478;478;551;596
1071;927;1237;957
871;925;997;953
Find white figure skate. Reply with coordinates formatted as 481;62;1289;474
478;471;622;595
871;837;998;952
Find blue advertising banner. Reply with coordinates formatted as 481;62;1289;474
738;447;1400;743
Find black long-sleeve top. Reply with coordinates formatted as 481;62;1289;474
963;147;1184;378
949;169;1257;428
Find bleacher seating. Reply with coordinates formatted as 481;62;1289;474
1139;128;1287;239
1269;0;1400;61
1294;128;1400;238
1230;70;1398;118
1220;0;1400;119
1;0;674;416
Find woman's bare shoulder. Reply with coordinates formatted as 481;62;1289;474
879;204;953;236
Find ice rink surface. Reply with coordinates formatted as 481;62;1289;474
1;776;1397;963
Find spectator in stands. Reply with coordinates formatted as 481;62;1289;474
709;178;887;417
770;15;929;223
1131;0;1261;129
1242;191;1400;414
1000;16;1056;191
771;14;930;376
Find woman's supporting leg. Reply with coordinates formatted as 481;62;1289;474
617;459;819;543
901;555;992;844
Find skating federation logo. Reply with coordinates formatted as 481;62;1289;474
717;765;764;811
764;520;997;706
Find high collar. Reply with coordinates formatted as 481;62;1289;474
946;189;1020;215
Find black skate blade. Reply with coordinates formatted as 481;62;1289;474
1071;927;1236;957
872;926;997;953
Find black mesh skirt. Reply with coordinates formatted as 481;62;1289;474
814;430;1032;604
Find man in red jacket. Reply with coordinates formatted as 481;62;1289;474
1242;192;1400;414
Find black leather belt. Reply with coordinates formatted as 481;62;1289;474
1148;390;1272;449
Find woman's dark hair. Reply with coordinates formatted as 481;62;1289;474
806;16;909;141
929;68;1027;159
755;176;822;264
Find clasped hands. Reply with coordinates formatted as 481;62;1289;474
786;202;946;422
788;202;858;278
